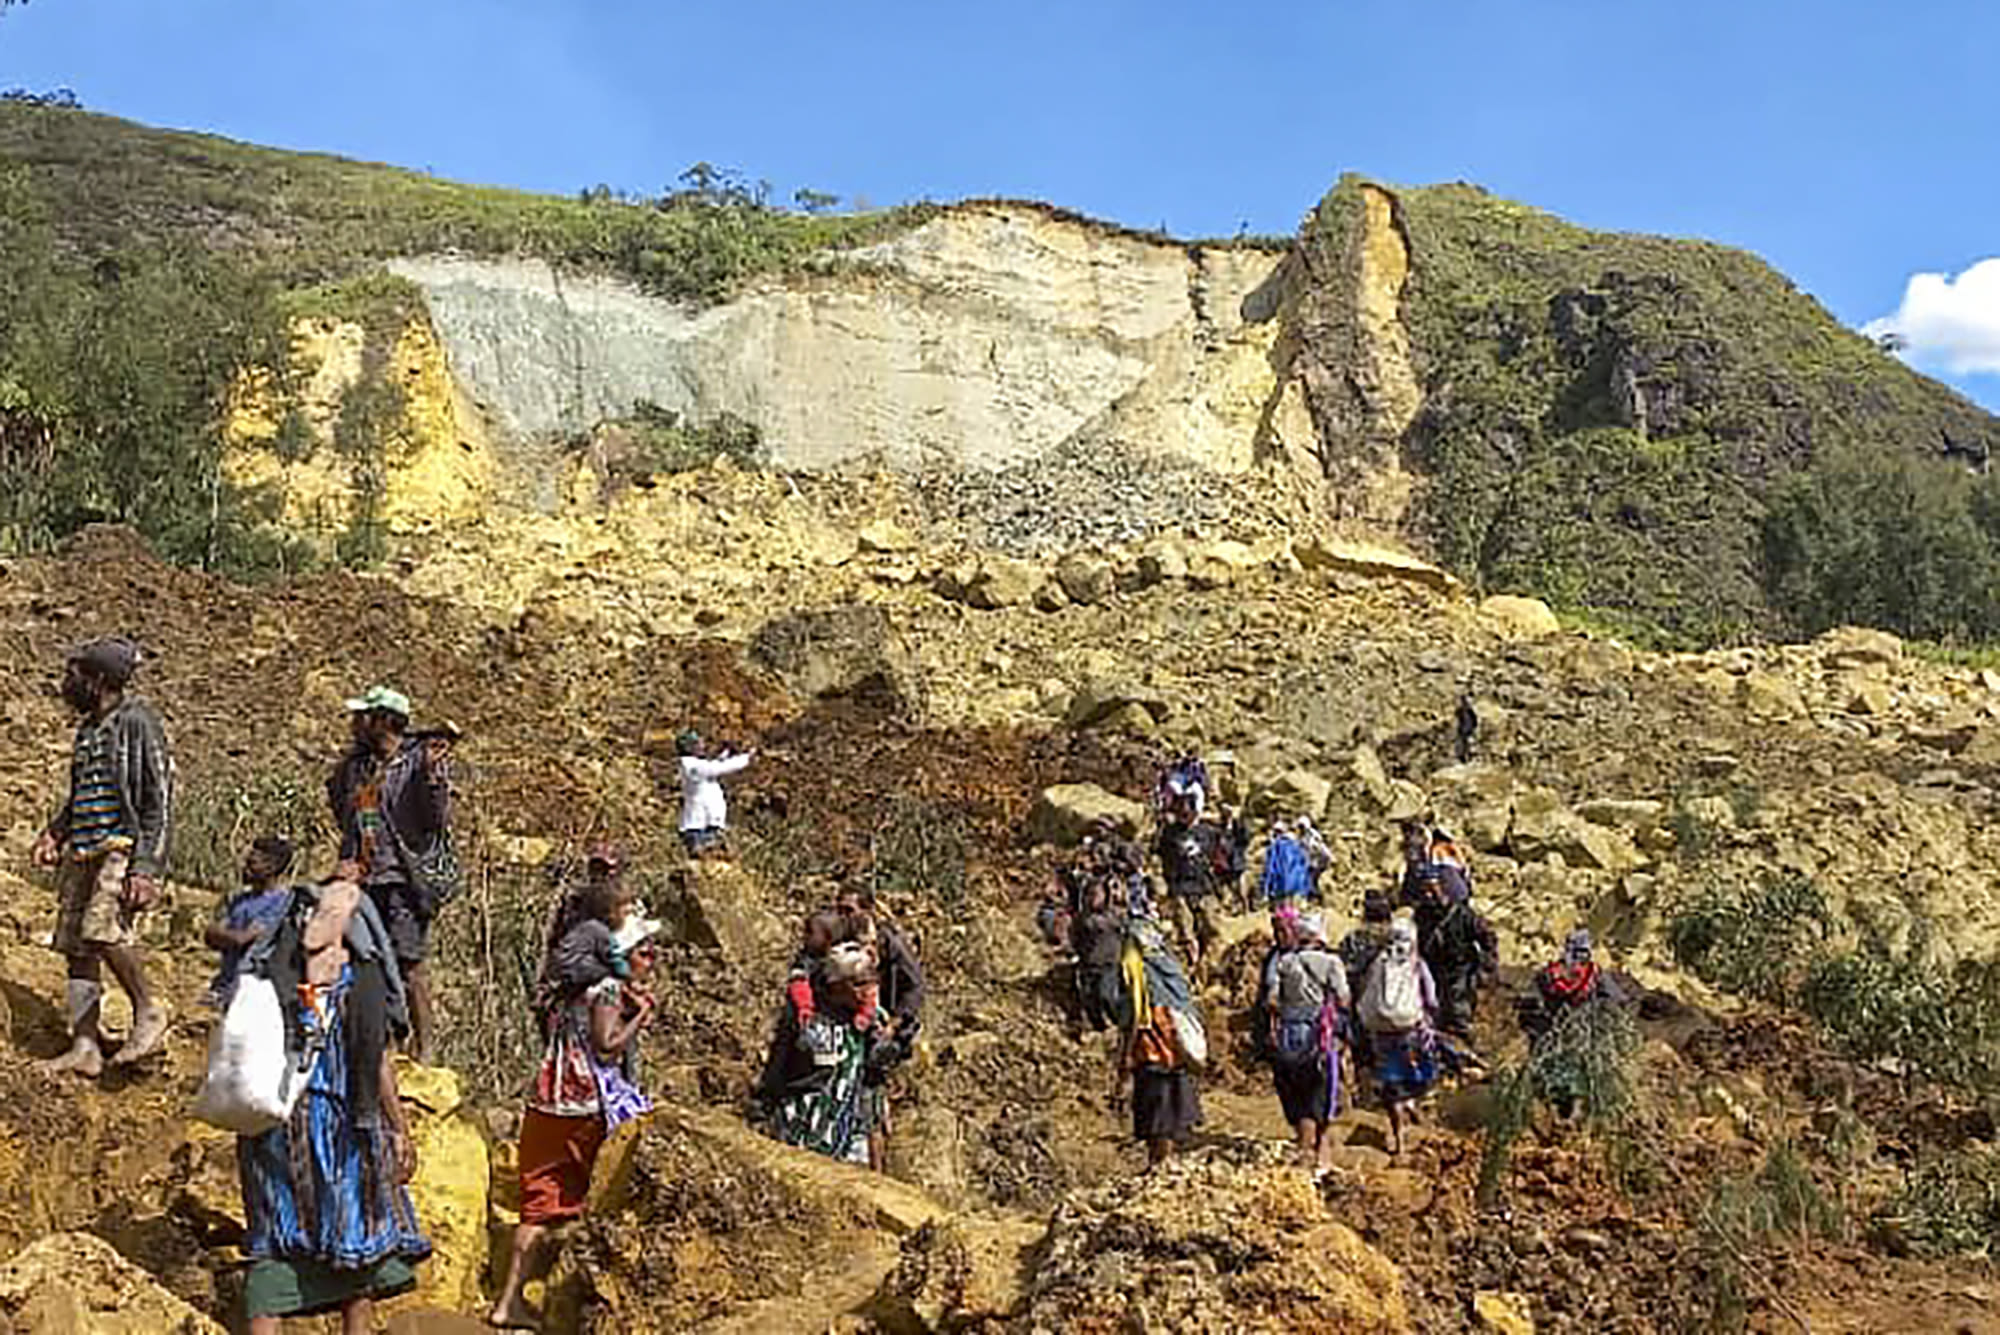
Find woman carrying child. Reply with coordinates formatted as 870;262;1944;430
490;853;661;1331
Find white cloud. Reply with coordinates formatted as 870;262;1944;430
1864;258;2000;376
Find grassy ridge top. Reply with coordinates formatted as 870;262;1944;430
0;103;927;302
1301;176;2000;644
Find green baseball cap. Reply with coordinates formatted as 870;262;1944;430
344;685;412;718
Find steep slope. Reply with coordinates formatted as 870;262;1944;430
1294;176;2000;642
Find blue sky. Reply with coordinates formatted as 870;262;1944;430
4;0;1995;407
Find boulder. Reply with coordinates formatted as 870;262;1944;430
395;1062;492;1316
1818;625;1903;669
1350;745;1397;810
1017;1158;1410;1332
1064;680;1170;731
1479;595;1562;639
0;1232;223;1335
1054;551;1117;606
1738;671;1808;721
1841;674;1894;717
748;604;916;713
1133;537;1188;587
1186;539;1261;590
961;555;1044;609
857;518;917;554
1473;1289;1537;1334
1028;784;1148;847
1294;537;1460;595
871;1215;1043;1333
657;861;793;963
1574;798;1665;833
1253;768;1333;821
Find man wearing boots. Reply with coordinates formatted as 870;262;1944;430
33;637;173;1078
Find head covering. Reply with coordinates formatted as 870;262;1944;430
1563;928;1594;966
1297;912;1325;943
613;904;664;956
1389;911;1418;949
586;841;624;874
675;728;702;756
822;940;872;985
70;637;139;688
344;685;412;719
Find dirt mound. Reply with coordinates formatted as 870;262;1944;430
1018;1154;1409;1333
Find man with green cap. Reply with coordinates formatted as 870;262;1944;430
328;685;455;1061
32;637;173;1077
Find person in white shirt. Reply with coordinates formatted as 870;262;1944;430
677;729;752;857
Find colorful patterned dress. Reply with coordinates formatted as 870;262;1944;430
237;966;429;1317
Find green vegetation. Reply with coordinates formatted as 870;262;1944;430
174;766;332;891
0;106;932;306
1299;176;2000;645
613;402;769;479
1879;1151;2000;1258
1478;997;1642;1206
0;166;309;574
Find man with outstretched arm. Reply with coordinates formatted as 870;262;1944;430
34;637;173;1078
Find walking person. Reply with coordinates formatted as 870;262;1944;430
235;880;430;1333
327;686;455;1063
676;729;752;858
1358;913;1441;1156
1256;910;1349;1175
834;884;924;1170
1117;919;1204;1169
32;637;172;1077
1154;795;1221;972
491;888;660;1331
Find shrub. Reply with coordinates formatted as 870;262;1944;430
1665;870;1831;1004
174;766;332;891
1877;1151;2000;1258
1479;997;1641;1206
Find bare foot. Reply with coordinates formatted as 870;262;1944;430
37;1040;103;1080
109;1004;169;1067
488;1298;543;1330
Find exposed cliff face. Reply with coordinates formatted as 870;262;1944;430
388;205;1304;492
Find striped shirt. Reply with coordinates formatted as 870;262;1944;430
67;712;132;859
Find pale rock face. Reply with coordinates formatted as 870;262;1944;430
0;1233;223;1335
389;206;1303;485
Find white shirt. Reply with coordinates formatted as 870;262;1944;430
679;752;751;832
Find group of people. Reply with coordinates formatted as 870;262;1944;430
29;638;767;1332
1043;751;1629;1167
32;643;456;1331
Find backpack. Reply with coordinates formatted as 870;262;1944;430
191;972;322;1135
1260;835;1312;901
1361;948;1425;1034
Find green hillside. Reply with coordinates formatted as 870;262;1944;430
1299;177;2000;645
0;103;922;302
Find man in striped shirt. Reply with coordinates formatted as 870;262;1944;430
32;638;174;1078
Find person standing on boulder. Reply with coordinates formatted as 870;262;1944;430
676;729;752;858
33;637;173;1077
327;686;455;1064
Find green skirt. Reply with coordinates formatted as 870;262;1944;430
243;1255;418;1318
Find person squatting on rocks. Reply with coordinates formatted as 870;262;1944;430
1256;906;1350;1176
492;874;660;1331
235;879;430;1334
675;728;752;858
34;637;173;1078
326;685;456;1064
1117;918;1204;1167
203;836;299;1010
1358;912;1441;1156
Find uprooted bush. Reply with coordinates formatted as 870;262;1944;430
1479;996;1642;1206
173;766;332;891
1876;1150;2000;1258
1665;870;1833;1005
